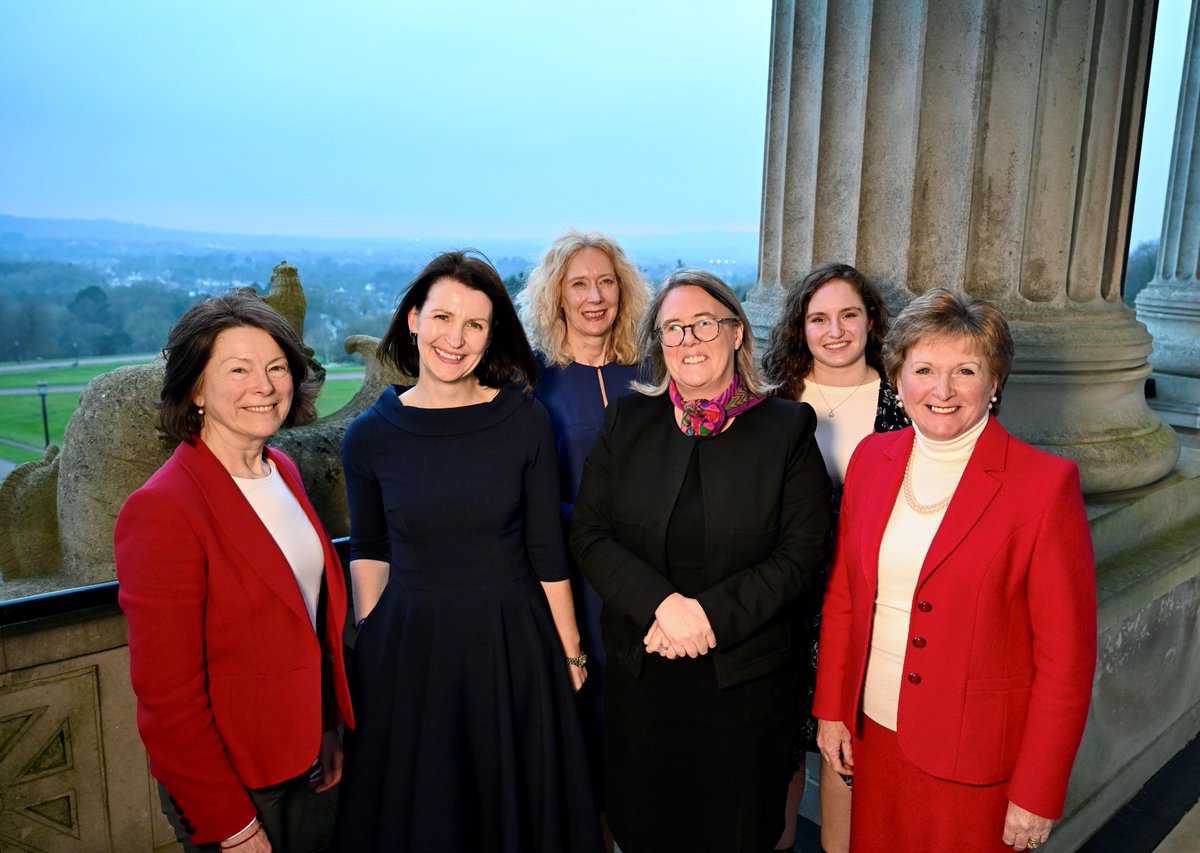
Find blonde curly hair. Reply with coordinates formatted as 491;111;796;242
517;230;651;367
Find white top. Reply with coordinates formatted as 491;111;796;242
800;376;881;487
233;459;325;630
862;414;989;731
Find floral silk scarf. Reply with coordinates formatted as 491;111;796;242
668;374;767;437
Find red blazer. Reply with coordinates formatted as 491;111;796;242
115;439;355;844
813;417;1096;819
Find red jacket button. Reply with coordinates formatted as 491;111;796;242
917;601;933;613
911;636;927;649
907;672;922;684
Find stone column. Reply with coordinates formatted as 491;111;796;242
747;0;1180;493
1136;0;1200;429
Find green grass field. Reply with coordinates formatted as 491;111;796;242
0;360;364;467
0;362;157;391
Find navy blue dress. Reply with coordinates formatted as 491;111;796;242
533;356;639;805
331;385;602;853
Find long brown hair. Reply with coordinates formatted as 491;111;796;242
761;262;890;400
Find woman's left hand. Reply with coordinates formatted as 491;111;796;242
1003;801;1053;850
653;593;716;658
644;620;680;659
313;729;343;793
567;661;587;692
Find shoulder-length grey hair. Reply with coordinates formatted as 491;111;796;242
632;268;775;397
516;229;651;367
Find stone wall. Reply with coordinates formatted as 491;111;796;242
0;597;171;850
0;589;342;852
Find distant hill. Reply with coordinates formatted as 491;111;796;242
0;215;760;271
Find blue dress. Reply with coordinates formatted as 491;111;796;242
533;356;639;805
331;385;602;853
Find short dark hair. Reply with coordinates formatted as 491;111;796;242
882;287;1014;413
762;262;891;400
378;250;539;389
159;290;317;444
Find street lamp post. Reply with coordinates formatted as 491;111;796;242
37;381;49;447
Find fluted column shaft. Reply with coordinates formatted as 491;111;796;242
1136;0;1200;428
747;0;1180;493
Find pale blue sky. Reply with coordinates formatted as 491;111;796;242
1131;0;1191;247
0;1;1188;245
0;0;772;239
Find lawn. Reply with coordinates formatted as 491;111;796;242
0;362;364;469
314;378;363;417
0;442;42;465
0;394;73;464
0;360;156;391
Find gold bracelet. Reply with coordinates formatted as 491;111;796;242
565;653;588;668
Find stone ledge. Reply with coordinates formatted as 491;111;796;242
1057;701;1200;851
1087;448;1200;599
0;603;128;673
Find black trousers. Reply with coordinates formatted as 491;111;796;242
158;772;311;853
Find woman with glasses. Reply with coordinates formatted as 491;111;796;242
571;269;832;852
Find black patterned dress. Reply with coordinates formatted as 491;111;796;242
795;378;909;752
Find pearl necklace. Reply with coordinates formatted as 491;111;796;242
902;451;954;515
812;374;871;418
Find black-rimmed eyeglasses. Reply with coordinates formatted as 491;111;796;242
655;317;740;347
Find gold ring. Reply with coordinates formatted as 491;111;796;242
659;643;669;652
1028;841;1040;850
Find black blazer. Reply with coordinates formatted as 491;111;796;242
571;392;831;688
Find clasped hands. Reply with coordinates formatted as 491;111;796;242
644;593;716;659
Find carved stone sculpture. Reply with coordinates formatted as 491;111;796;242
0;263;406;591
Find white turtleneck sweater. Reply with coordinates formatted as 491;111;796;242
862;413;990;731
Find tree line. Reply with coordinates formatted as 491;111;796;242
0;242;1157;366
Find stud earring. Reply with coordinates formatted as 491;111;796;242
896;397;904;408
989;394;997;410
198;406;205;416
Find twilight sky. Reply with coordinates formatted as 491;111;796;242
0;0;772;240
0;0;1188;245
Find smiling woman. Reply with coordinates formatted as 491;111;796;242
332;251;602;852
403;279;493;402
814;289;1095;853
192;327;295;470
760;263;909;853
115;291;353;852
571;269;832;852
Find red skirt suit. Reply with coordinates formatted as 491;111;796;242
813;418;1096;850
